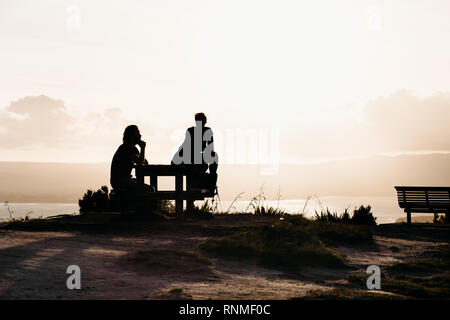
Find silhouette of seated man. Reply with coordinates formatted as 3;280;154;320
171;113;218;193
110;125;154;197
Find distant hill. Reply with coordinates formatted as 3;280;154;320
0;153;449;202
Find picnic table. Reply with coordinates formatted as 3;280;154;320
135;164;215;213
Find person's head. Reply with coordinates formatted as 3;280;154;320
195;112;207;127
123;125;141;145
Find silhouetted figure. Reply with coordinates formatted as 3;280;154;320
111;125;153;194
171;113;218;193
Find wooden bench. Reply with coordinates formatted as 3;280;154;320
135;164;215;214
395;186;450;224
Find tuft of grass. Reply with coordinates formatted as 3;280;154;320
313;208;351;223
304;221;373;245
242;186;289;216
200;216;372;270
347;249;450;298
129;249;212;274
297;287;405;300
313;205;376;226
387;248;450;274
191;200;214;218
253;205;288;216
0;216;46;229
158;287;193;300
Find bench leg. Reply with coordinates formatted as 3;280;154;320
406;210;411;225
175;174;183;214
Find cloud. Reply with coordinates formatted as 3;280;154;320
0;95;75;148
0;95;143;151
279;90;450;159
364;90;450;152
0;95;173;162
1;91;449;163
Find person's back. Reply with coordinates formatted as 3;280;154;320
110;143;139;190
171;113;218;192
110;125;149;192
186;125;213;169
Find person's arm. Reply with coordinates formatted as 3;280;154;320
129;141;147;165
137;140;146;164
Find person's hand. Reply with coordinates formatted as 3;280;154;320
138;140;146;149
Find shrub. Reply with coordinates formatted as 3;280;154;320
79;186;112;214
351;205;377;226
78;185;173;214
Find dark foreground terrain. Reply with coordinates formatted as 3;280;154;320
0;213;449;299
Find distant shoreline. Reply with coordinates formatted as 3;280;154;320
2;196;406;224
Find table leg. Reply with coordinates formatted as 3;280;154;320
186;174;194;213
175;174;183;213
150;175;158;211
150;175;158;191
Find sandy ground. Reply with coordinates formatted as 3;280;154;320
0;216;448;299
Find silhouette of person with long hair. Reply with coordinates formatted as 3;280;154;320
171;113;218;193
110;125;153;193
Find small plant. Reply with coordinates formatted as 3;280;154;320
243;186;287;216
225;192;244;214
245;185;266;214
2;202;34;222
436;213;450;224
4;201;14;220
351;205;377;226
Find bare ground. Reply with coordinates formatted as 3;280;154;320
0;214;448;299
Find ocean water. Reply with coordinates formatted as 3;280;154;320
0;203;79;221
0;196;405;224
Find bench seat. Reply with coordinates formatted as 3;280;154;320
136;190;214;201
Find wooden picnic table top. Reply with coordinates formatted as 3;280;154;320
135;164;199;176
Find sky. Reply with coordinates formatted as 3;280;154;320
1;0;450;165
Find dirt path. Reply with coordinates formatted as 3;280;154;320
0;219;448;299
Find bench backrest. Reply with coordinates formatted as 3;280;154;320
395;186;450;209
